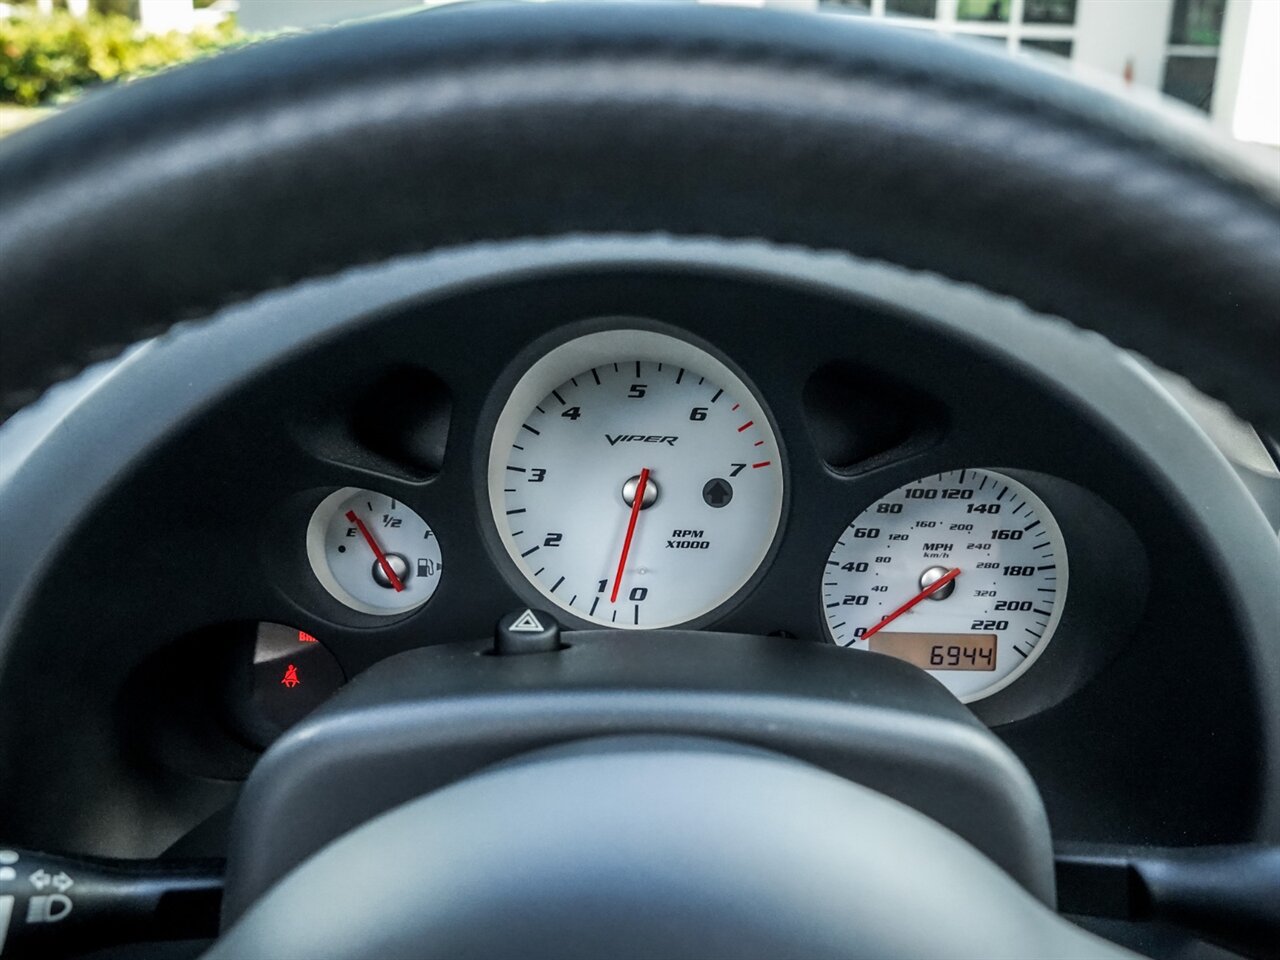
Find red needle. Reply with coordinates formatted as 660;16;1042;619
346;509;405;592
610;467;651;603
860;567;961;642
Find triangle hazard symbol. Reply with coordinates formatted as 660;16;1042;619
510;610;544;632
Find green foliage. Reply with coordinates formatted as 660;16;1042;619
90;1;140;17
0;8;243;106
957;0;1009;22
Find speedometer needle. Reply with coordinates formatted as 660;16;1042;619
346;509;405;592
860;567;961;642
610;467;651;603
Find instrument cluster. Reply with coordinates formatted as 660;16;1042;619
255;323;1095;726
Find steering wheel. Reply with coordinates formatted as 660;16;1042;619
1;3;1276;958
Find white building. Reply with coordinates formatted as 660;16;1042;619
810;0;1279;149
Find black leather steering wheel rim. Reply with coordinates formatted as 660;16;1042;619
0;2;1277;435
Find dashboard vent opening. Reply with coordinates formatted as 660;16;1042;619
348;367;452;480
802;361;944;472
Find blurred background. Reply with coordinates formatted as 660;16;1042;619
2;0;1278;154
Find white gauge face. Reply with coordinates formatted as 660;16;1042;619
306;487;442;616
822;469;1067;702
489;329;784;628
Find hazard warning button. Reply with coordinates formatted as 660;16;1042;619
494;608;561;656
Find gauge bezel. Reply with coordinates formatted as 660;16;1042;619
822;468;1069;703
483;321;788;630
305;486;441;616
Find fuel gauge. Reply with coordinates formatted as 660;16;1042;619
306;487;443;615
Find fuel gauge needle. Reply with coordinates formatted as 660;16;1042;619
346;510;405;592
860;567;961;642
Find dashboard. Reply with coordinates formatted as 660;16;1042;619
0;237;1275;868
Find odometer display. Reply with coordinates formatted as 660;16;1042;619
868;632;997;671
822;469;1067;701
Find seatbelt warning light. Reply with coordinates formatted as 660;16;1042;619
281;664;300;688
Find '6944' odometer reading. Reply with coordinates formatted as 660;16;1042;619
822;469;1067;702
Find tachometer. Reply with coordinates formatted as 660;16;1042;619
488;328;784;628
822;469;1067;701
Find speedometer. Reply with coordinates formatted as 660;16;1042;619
487;328;784;628
822;469;1067;702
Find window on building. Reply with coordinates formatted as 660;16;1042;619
1021;38;1074;58
959;33;1008;49
1163;0;1226;113
822;0;874;13
1163;55;1220;110
820;0;1081;64
885;0;938;18
1022;0;1077;26
1168;0;1227;46
957;0;1010;22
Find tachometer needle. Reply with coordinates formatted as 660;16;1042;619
346;509;405;592
610;467;651;603
860;567;961;642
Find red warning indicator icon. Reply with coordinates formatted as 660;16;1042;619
281;663;301;688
